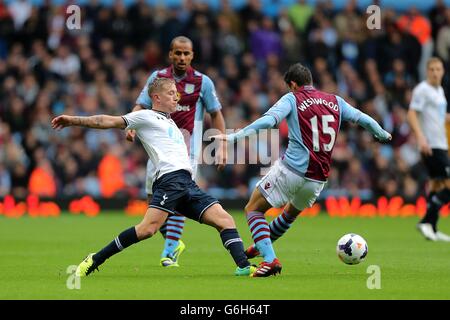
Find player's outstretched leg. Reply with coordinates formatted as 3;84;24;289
76;208;168;277
76;225;140;277
159;214;187;267
201;203;256;276
244;188;282;277
245;207;298;259
246;211;282;277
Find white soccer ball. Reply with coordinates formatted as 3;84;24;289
336;233;368;265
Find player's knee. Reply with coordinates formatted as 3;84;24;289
212;207;235;227
219;213;236;229
244;202;255;214
135;223;158;240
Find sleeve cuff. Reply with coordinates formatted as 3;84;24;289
121;116;129;129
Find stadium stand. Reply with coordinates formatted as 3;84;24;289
0;0;449;203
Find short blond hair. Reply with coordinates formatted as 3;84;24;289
427;57;444;68
148;78;176;97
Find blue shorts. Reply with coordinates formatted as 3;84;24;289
149;170;219;223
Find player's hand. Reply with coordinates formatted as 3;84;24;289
418;135;432;156
215;140;228;171
209;134;229;141
126;129;136;142
374;130;392;142
51;115;72;130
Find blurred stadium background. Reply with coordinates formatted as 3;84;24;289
1;0;450;211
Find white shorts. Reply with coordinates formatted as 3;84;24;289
256;160;325;210
146;158;198;195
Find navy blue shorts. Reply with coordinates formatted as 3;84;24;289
149;170;219;222
422;149;450;179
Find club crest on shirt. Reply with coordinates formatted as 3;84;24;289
264;182;271;190
184;83;195;94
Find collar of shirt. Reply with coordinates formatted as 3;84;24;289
153;110;171;119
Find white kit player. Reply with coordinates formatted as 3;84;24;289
408;57;450;241
52;78;256;277
126;36;226;267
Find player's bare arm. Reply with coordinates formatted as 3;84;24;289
52;115;126;130
126;104;145;142
407;108;432;155
210;110;227;170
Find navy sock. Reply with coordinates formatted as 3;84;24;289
422;189;450;232
94;227;139;265
435;188;450;204
421;192;437;225
220;229;250;268
430;189;450;231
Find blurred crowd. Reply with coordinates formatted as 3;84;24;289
1;0;450;201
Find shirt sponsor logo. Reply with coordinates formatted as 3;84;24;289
176;105;191;111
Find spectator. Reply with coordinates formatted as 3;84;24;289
98;148;125;198
288;0;314;34
0;162;11;196
249;16;283;73
8;0;31;31
28;159;57;197
397;8;433;80
49;45;80;77
436;9;450;66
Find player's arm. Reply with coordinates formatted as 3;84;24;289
211;93;293;142
226;115;278;142
52;115;126;130
407;109;431;151
406;87;432;155
210;110;227;170
337;96;391;142
210;110;226;134
202;75;228;169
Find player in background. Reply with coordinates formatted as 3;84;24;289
212;63;392;276
407;57;450;241
52;78;255;277
127;36;227;267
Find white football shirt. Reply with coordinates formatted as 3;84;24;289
122;110;192;181
410;81;448;150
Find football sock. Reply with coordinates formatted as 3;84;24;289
424;189;450;232
220;228;250;268
161;214;186;259
420;192;436;226
269;210;297;242
93;227;139;264
247;211;276;263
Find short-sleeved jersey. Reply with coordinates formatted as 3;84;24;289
136;66;222;163
265;85;364;182
409;81;448;150
122;110;192;181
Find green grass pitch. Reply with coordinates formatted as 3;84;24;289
1;212;449;299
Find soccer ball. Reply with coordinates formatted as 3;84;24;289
336;233;368;265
